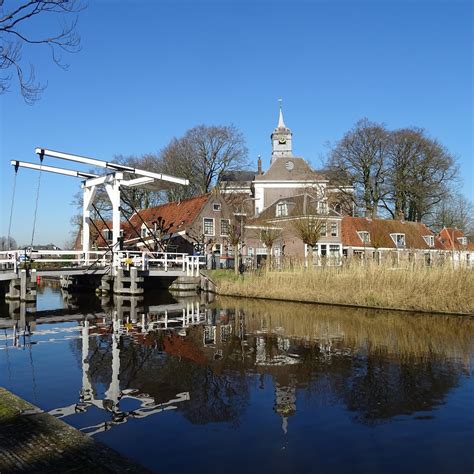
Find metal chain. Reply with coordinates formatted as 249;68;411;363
7;166;18;250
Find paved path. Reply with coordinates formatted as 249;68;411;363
0;387;149;473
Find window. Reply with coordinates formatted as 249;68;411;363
357;231;370;244
318;201;328;214
203;218;215;236
276;202;288;217
458;237;467;246
329;245;340;257
390;233;406;248
320;223;327;237
141;225;148;238
213;203;221;211
220;219;231;236
213;243;221;254
248;247;254;256
119;229;124;238
330;223;338;237
105;229;113;241
423;235;434;247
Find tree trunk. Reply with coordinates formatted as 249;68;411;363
234;251;239;275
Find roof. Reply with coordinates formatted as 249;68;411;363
255;157;326;181
437;227;474;251
124;194;210;240
341;217;437;250
220;170;256;182
255;194;340;222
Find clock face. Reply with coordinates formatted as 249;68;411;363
278;137;287;145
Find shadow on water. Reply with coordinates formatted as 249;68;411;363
1;286;473;473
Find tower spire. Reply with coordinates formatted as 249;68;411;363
278;98;286;129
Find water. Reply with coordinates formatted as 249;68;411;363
1;285;473;473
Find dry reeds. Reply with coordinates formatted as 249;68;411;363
211;259;474;314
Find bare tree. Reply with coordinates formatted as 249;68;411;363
225;220;242;275
258;227;281;268
159;124;249;201
291;216;327;267
427;193;474;236
0;0;84;103
0;235;16;250
327;119;390;218
328;120;458;223
383;128;457;221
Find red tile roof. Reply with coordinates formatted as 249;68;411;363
341;217;436;250
124;194;210;241
437;227;474;251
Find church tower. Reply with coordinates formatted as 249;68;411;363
271;100;293;163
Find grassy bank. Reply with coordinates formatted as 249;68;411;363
210;261;474;314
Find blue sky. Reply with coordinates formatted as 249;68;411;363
1;0;472;246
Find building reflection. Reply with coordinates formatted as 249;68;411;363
2;293;473;434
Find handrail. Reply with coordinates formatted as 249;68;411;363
0;249;207;274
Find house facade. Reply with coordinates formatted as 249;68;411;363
220;105;351;218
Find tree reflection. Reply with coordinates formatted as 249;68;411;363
64;296;473;431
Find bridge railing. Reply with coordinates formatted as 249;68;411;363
0;252;17;272
0;250;110;268
0;249;206;275
117;251;205;275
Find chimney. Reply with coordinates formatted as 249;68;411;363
257;155;262;175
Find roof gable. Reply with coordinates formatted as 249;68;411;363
255;157;325;181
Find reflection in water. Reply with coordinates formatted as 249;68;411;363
1;289;473;472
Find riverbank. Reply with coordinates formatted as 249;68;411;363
0;387;148;473
209;262;474;314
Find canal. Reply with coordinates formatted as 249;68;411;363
1;283;473;473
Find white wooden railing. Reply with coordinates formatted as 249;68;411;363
0;249;205;276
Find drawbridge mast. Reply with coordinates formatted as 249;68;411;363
11;148;189;268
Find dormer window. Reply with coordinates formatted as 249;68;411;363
104;229;113;241
390;233;406;248
357;231;370;244
276;202;288;217
423;235;434;247
458;237;467;246
141;224;149;238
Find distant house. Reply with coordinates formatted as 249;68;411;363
243;193;343;264
220;105;353;218
121;193;234;256
340;217;474;266
436;227;474;266
76;193;235;257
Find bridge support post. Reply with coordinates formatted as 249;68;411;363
5;270;37;302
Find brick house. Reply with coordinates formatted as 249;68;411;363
75;193;236;260
220;105;352;219
121;193;235;257
243;193;343;265
341;217;440;262
436;227;474;266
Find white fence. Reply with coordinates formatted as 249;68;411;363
0;249;205;276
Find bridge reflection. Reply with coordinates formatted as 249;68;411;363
1;293;473;435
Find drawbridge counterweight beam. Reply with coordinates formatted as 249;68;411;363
10;160;99;179
35;147;190;186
